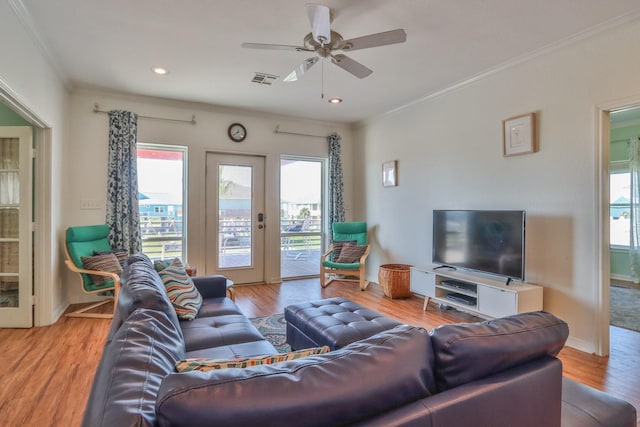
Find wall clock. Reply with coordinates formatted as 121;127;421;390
228;123;247;142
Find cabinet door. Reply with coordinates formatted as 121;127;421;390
410;268;435;297
478;286;516;318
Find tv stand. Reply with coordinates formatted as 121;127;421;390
410;266;543;319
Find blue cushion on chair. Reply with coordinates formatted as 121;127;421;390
322;260;360;269
332;222;367;246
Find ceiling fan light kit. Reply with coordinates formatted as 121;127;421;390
242;3;406;82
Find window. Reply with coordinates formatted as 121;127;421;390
137;144;187;261
610;162;630;247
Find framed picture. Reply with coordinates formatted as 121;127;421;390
503;112;536;157
382;160;397;187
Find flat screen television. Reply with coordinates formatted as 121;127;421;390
432;210;525;281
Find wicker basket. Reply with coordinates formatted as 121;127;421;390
378;264;412;299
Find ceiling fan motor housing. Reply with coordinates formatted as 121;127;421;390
303;31;346;57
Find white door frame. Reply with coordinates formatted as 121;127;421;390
0;86;53;327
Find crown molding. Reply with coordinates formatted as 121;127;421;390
360;9;640;128
8;0;71;89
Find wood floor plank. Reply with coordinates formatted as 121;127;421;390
0;278;637;426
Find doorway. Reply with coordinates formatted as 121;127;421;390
280;157;325;279
205;153;265;284
608;107;640;335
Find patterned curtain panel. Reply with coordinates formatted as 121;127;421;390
106;110;142;254
629;136;640;283
327;133;345;237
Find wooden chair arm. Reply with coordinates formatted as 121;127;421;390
64;259;121;286
320;244;335;261
359;244;371;263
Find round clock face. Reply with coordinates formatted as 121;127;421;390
228;123;247;142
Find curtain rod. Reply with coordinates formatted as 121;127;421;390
274;125;328;139
93;103;196;125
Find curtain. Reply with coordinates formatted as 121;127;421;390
629;136;640;283
327;133;345;237
106;110;142;254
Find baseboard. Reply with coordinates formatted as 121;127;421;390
610;273;633;283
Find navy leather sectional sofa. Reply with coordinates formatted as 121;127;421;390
81;253;636;426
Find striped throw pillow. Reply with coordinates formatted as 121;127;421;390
81;253;122;286
336;243;367;263
175;346;331;372
94;248;129;267
158;258;203;320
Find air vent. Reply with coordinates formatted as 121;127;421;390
252;73;278;85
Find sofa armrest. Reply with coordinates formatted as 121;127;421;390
421;357;562;427
191;275;228;299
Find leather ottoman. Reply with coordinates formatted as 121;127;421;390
284;297;402;350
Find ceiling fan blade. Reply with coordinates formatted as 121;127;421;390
330;54;373;79
341;29;407;51
241;42;311;52
283;57;320;82
306;3;331;45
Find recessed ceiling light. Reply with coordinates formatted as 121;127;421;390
328;97;343;104
151;67;169;75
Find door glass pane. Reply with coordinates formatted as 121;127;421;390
280;158;322;278
137;145;187;261
0;137;20;307
218;165;252;268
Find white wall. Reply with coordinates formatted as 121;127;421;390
355;19;640;353
64;89;354;303
0;2;70;324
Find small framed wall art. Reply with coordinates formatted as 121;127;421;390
502;112;536;157
382;160;397;187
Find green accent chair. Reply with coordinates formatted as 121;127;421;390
320;221;371;291
64;224;121;318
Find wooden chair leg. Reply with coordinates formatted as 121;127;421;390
65;299;114;319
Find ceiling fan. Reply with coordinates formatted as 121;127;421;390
241;3;406;82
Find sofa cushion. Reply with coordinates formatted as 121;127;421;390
561;377;637;427
108;253;182;342
158;258;203;321
195;296;244;318
180;314;267;352
430;311;569;391
82;308;186;427
175;346;330;371
156;325;435;427
185;340;278;360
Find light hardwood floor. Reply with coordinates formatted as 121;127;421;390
0;278;638;426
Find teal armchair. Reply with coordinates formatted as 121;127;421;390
64;224;121;318
320;221;371;291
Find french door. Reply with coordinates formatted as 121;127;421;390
0;126;32;327
205;153;265;284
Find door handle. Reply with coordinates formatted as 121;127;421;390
258;213;264;222
258;224;264;229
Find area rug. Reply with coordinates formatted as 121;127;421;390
249;313;291;353
610;285;640;332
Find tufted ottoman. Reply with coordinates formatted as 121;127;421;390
284;297;402;350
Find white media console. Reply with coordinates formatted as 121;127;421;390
410;265;543;319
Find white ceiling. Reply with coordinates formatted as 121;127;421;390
18;0;640;124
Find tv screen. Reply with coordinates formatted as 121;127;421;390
432;210;525;281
